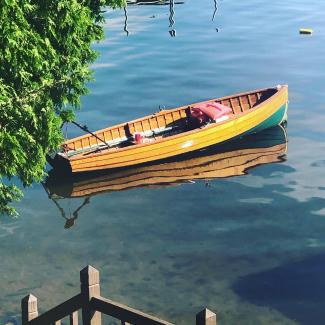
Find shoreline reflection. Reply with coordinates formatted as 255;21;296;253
212;0;218;21
125;0;184;37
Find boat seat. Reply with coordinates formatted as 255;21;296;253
190;102;232;124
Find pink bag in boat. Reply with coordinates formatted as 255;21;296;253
191;102;232;122
134;132;143;144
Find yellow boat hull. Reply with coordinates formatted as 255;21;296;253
49;85;288;173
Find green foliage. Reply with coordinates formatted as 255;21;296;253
0;182;22;217
0;0;125;216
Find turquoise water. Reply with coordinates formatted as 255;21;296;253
1;1;325;324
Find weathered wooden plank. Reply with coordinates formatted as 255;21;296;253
70;311;79;325
22;294;38;325
196;308;217;325
29;294;82;325
91;296;174;325
80;265;102;325
52;320;61;325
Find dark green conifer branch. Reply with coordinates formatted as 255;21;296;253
0;0;125;216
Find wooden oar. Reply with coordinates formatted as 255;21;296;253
71;121;112;149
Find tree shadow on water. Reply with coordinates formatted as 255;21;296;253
233;252;325;325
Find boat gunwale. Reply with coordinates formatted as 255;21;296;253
65;85;288;163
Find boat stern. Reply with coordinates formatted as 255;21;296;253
47;153;72;174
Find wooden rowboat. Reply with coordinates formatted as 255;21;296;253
48;85;288;173
45;125;287;198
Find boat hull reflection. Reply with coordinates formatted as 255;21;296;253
45;126;287;199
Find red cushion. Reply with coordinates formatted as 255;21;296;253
191;107;208;124
191;102;232;122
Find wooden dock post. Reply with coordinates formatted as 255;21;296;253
80;265;102;325
196;308;217;325
70;311;79;325
21;294;38;325
20;265;213;325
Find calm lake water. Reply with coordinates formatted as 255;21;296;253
1;1;325;324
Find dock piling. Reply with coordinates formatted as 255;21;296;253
21;294;38;325
80;265;102;325
196;308;217;325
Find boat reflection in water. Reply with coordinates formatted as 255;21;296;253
45;125;287;228
45;125;287;200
